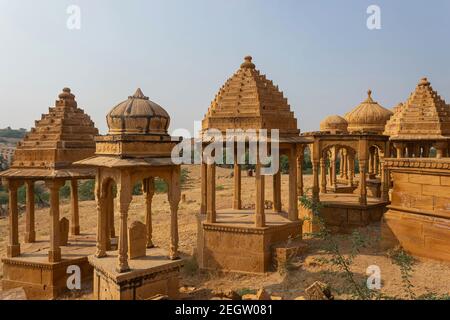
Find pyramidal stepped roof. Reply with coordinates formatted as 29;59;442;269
384;78;450;140
202;56;300;137
12;88;98;170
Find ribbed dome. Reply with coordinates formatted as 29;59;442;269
344;90;393;134
320;115;348;133
106;88;170;135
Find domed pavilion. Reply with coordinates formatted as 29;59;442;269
301;90;390;234
75;88;183;300
0;88;98;299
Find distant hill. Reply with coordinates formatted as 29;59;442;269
0;127;27;139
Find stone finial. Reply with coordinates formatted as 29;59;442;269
129;88;149;100
58;87;77;107
59;87;74;98
419;77;430;87
366;89;374;102
240;55;255;69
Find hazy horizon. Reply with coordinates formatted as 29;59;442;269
1;0;450;136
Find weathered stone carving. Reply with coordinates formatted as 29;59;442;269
128;221;147;259
59;217;69;246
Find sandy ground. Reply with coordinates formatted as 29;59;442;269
1;164;449;300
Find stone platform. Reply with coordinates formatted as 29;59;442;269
1;233;96;299
88;247;183;300
197;209;303;274
318;194;387;233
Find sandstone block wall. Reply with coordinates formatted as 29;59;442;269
382;158;450;262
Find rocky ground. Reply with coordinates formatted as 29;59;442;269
1;165;449;300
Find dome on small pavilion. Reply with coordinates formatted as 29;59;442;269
107;88;170;135
344;90;393;134
320;115;348;133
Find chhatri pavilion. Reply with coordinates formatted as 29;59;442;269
197;56;308;273
301;90;391;233
76;88;184;300
384;77;450;158
0;88;99;299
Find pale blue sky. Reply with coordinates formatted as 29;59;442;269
0;0;449;135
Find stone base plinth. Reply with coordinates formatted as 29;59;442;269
381;207;450;262
197;210;303;274
1;234;96;299
2;256;92;300
300;194;388;234
88;247;183;300
318;194;388;233
321;202;387;233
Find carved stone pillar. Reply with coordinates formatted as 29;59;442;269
339;149;344;178
413;144;420;158
394;142;404;159
297;147;304;196
168;167;181;260
272;170;282;213
381;163;390;202
116;172;132;273
70;179;80;236
320;158;327;193
143;177;155;248
312;160;320;202
255;154;265;227
233;151;241;210
46;180;64;262
200;162;207;215
331;149;337;189
359;160;367;205
104;185;113;251
6;180;20;257
24;180;35;243
288;146;298;221
327;156;332;186
95;175;107;258
348;153;354;186
107;184;115;238
206;162;216;223
343;149;349;180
